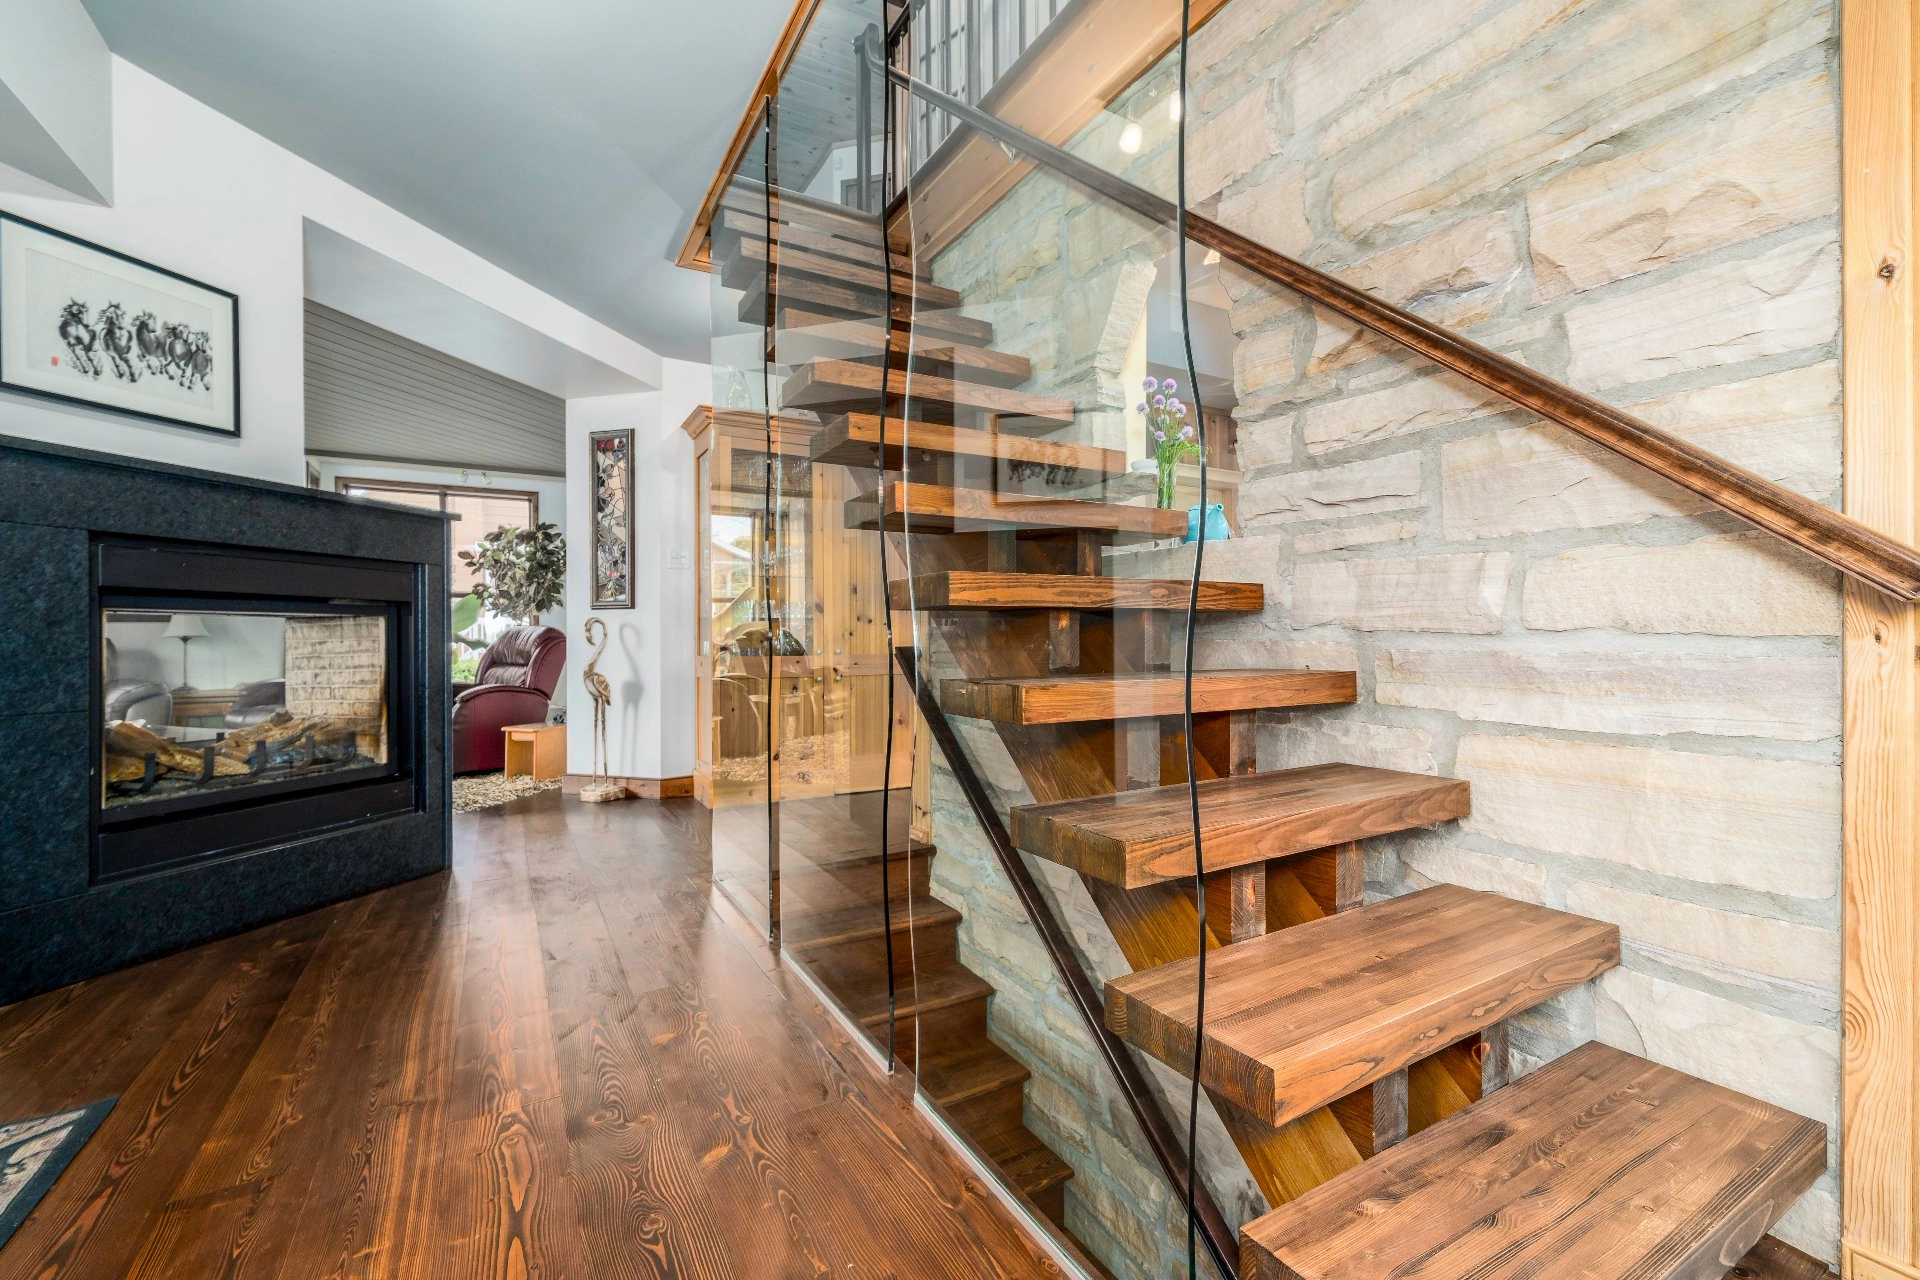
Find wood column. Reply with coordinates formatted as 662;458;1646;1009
1843;3;1920;1275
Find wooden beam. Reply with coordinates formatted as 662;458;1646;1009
1843;0;1920;1271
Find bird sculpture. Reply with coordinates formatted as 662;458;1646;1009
580;617;622;801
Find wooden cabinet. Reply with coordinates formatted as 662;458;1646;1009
683;406;916;809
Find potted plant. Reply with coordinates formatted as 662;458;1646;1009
1137;376;1205;509
456;522;567;627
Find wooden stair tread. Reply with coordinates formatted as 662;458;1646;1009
1241;1041;1827;1280
738;275;995;345
1104;884;1619;1127
722;233;962;308
1724;1237;1831;1280
918;1038;1031;1108
715;208;934;283
891;571;1264;614
784;898;960;951
1010;763;1469;887
989;1128;1074;1195
848;481;1187;536
809;413;1126;482
848;959;991;1028
784;360;1077;429
941;669;1357;724
776;309;1032;386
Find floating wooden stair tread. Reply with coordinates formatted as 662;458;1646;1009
715;208;934;284
918;1038;1032;1109
848;482;1188;536
1105;884;1619;1127
890;571;1264;614
847;957;990;1029
722;233;962;308
784;897;959;952
779;308;1032;386
941;669;1357;724
738;274;995;345
1724;1237;1831;1280
810;413;1127;482
784;359;1077;428
1012;763;1468;887
1241;1040;1826;1280
988;1127;1074;1200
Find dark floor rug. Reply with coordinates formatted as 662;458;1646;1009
0;1098;115;1247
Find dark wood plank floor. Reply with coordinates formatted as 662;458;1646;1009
0;793;1067;1279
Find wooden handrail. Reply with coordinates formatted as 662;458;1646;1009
888;63;1920;603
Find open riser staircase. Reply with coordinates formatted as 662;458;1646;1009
715;157;1832;1280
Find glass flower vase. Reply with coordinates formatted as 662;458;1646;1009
1155;457;1177;509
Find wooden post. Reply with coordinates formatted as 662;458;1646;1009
1843;3;1920;1274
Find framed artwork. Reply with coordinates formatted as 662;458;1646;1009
590;428;634;609
0;212;240;437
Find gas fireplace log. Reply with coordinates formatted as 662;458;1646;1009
219;711;338;762
105;721;251;777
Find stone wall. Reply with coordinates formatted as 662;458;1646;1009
1181;0;1844;1260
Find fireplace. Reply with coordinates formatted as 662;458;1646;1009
92;540;420;881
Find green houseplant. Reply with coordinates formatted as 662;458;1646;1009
456;522;567;626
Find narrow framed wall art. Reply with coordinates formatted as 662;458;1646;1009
589;428;635;609
0;213;240;437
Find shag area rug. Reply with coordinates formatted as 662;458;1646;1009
0;1098;116;1247
453;772;563;812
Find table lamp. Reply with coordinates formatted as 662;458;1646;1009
164;613;210;691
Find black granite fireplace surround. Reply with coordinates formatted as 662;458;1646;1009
0;437;451;1005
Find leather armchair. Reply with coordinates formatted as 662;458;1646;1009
225;679;286;729
451;625;565;774
103;639;173;726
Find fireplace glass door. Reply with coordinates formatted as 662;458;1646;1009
101;605;394;813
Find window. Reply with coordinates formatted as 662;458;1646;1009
336;479;543;681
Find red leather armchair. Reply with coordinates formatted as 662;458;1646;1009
452;625;566;774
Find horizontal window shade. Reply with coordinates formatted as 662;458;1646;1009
304;302;564;475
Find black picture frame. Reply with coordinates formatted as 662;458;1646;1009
589;428;635;609
0;211;242;438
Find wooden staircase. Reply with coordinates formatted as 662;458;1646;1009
720;199;1833;1277
777;841;1076;1225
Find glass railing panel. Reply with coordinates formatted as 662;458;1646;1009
764;0;918;1067
893;69;1238;1268
705;108;778;939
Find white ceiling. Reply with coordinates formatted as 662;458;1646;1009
79;0;793;362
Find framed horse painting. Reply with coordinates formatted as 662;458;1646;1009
0;212;240;437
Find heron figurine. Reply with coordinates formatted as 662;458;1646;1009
579;617;625;802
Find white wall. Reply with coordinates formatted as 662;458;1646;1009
0;0;112;202
564;358;705;781
0;57;657;484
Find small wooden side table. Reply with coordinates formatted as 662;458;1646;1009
503;723;566;780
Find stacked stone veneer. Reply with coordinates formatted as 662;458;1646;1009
1190;0;1842;1259
923;0;1844;1268
285;614;389;749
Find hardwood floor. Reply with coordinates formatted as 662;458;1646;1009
0;793;1067;1279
